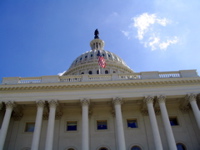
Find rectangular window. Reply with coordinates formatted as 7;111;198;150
97;120;107;130
127;119;138;128
169;117;179;126
67;121;77;131
25;122;35;132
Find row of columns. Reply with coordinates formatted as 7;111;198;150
0;94;199;150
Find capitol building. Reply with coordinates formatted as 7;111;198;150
0;30;200;150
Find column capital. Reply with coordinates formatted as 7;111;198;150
80;98;90;106
112;97;123;105
186;93;197;102
144;96;154;104
36;100;45;108
48;100;58;108
157;95;166;103
5;101;15;109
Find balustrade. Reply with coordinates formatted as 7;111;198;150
1;70;198;85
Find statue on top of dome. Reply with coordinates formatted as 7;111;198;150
94;29;99;39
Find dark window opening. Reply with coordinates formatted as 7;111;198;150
177;143;186;150
88;71;92;75
67;121;77;131
81;72;84;74
25;122;35;132
131;146;141;150
97;70;99;74
105;70;109;74
169;117;179;126
97;120;107;130
127;119;138;128
99;148;108;150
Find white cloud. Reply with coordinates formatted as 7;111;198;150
122;13;179;51
159;37;178;50
58;71;66;76
121;30;130;39
145;36;178;51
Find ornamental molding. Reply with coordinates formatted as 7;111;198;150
80;98;90;106
1;77;200;91
157;95;166;103
186;93;197;102
36;100;45;108
48;100;58;108
12;104;23;121
144;96;154;104
112;97;123;105
5;101;16;109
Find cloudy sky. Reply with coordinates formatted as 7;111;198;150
0;0;200;80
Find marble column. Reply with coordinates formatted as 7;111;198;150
31;100;45;150
145;96;163;150
187;94;200;129
80;99;90;150
0;101;15;150
45;100;58;150
112;97;126;150
158;95;176;150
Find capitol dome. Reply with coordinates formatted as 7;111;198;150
62;30;133;76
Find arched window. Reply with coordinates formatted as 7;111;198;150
177;143;186;150
97;70;99;74
131;146;141;150
99;147;108;150
105;70;109;74
81;72;84;74
88;71;92;75
21;148;30;150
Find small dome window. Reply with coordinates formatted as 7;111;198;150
105;70;109;74
99;147;108;150
102;53;105;56
81;72;84;74
88;71;92;75
108;54;111;57
131;146;142;150
85;56;87;58
91;54;93;57
177;143;186;150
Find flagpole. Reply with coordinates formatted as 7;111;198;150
99;66;101;75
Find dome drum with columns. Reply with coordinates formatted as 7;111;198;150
62;30;133;76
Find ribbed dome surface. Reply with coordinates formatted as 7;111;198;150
62;49;133;75
62;30;133;76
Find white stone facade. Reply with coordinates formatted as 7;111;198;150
0;70;200;150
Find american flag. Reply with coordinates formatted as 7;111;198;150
97;50;106;68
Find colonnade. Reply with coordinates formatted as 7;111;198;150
0;94;199;150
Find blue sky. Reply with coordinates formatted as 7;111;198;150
0;0;200;80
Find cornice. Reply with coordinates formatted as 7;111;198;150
0;77;200;91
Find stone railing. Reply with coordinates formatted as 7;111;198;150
1;70;198;85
